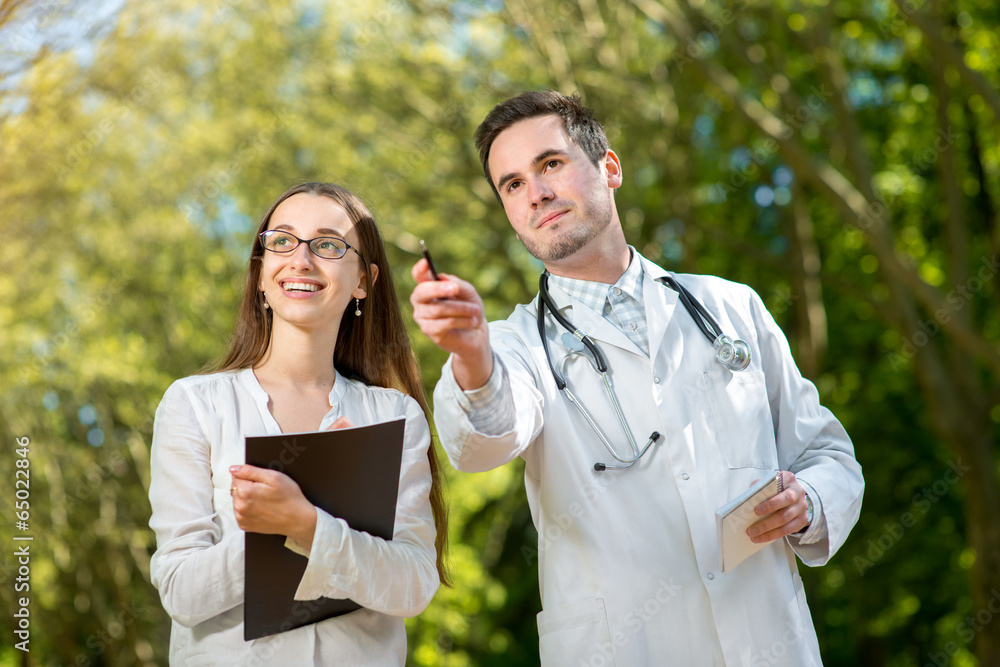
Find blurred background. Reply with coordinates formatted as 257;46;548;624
1;0;998;664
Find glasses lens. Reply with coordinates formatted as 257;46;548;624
262;231;298;253
310;237;349;259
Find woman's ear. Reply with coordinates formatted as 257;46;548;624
353;263;379;299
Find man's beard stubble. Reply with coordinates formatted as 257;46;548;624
519;191;615;263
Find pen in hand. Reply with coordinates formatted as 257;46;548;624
419;240;441;281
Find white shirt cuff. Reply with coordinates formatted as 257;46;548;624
795;479;827;545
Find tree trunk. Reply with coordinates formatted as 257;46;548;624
915;347;1000;664
787;183;827;379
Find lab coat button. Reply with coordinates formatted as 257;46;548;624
681;473;690;480
653;377;661;384
707;573;715;580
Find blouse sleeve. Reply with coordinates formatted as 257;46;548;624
148;381;245;627
291;394;440;616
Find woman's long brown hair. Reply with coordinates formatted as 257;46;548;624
214;182;449;586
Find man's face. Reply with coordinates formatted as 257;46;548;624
488;114;620;264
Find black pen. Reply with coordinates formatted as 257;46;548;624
419;240;440;281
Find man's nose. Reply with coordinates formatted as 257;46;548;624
528;178;554;208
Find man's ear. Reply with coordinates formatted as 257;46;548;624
604;149;623;190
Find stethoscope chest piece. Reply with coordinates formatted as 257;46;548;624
713;334;751;372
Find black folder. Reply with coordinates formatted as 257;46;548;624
243;418;405;640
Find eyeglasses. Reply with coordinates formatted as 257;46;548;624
258;230;363;260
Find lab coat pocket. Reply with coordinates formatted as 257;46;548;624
537;598;615;667
705;369;777;469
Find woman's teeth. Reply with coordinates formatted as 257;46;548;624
283;282;319;292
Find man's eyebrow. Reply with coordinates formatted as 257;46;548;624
495;148;567;192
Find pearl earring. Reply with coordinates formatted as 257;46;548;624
355;298;361;317
262;292;269;310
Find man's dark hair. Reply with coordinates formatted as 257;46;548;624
474;91;609;200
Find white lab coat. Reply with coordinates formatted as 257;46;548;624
433;254;863;667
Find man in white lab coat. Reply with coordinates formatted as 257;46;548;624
410;91;863;666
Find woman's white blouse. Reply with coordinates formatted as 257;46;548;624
148;368;439;665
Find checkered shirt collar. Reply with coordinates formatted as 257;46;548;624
547;247;644;313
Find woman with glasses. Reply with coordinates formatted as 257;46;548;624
148;182;448;664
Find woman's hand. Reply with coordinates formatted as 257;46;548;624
229;419;357;549
230;465;317;551
326;416;354;430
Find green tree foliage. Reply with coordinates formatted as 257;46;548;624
0;0;997;665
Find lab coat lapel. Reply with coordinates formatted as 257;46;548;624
641;258;681;374
543;279;644;357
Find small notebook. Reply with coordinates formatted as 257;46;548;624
716;471;783;573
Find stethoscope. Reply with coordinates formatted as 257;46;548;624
537;272;751;472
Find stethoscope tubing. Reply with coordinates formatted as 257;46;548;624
536;270;749;471
661;274;724;342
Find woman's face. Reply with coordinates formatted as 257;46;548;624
258;192;372;333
